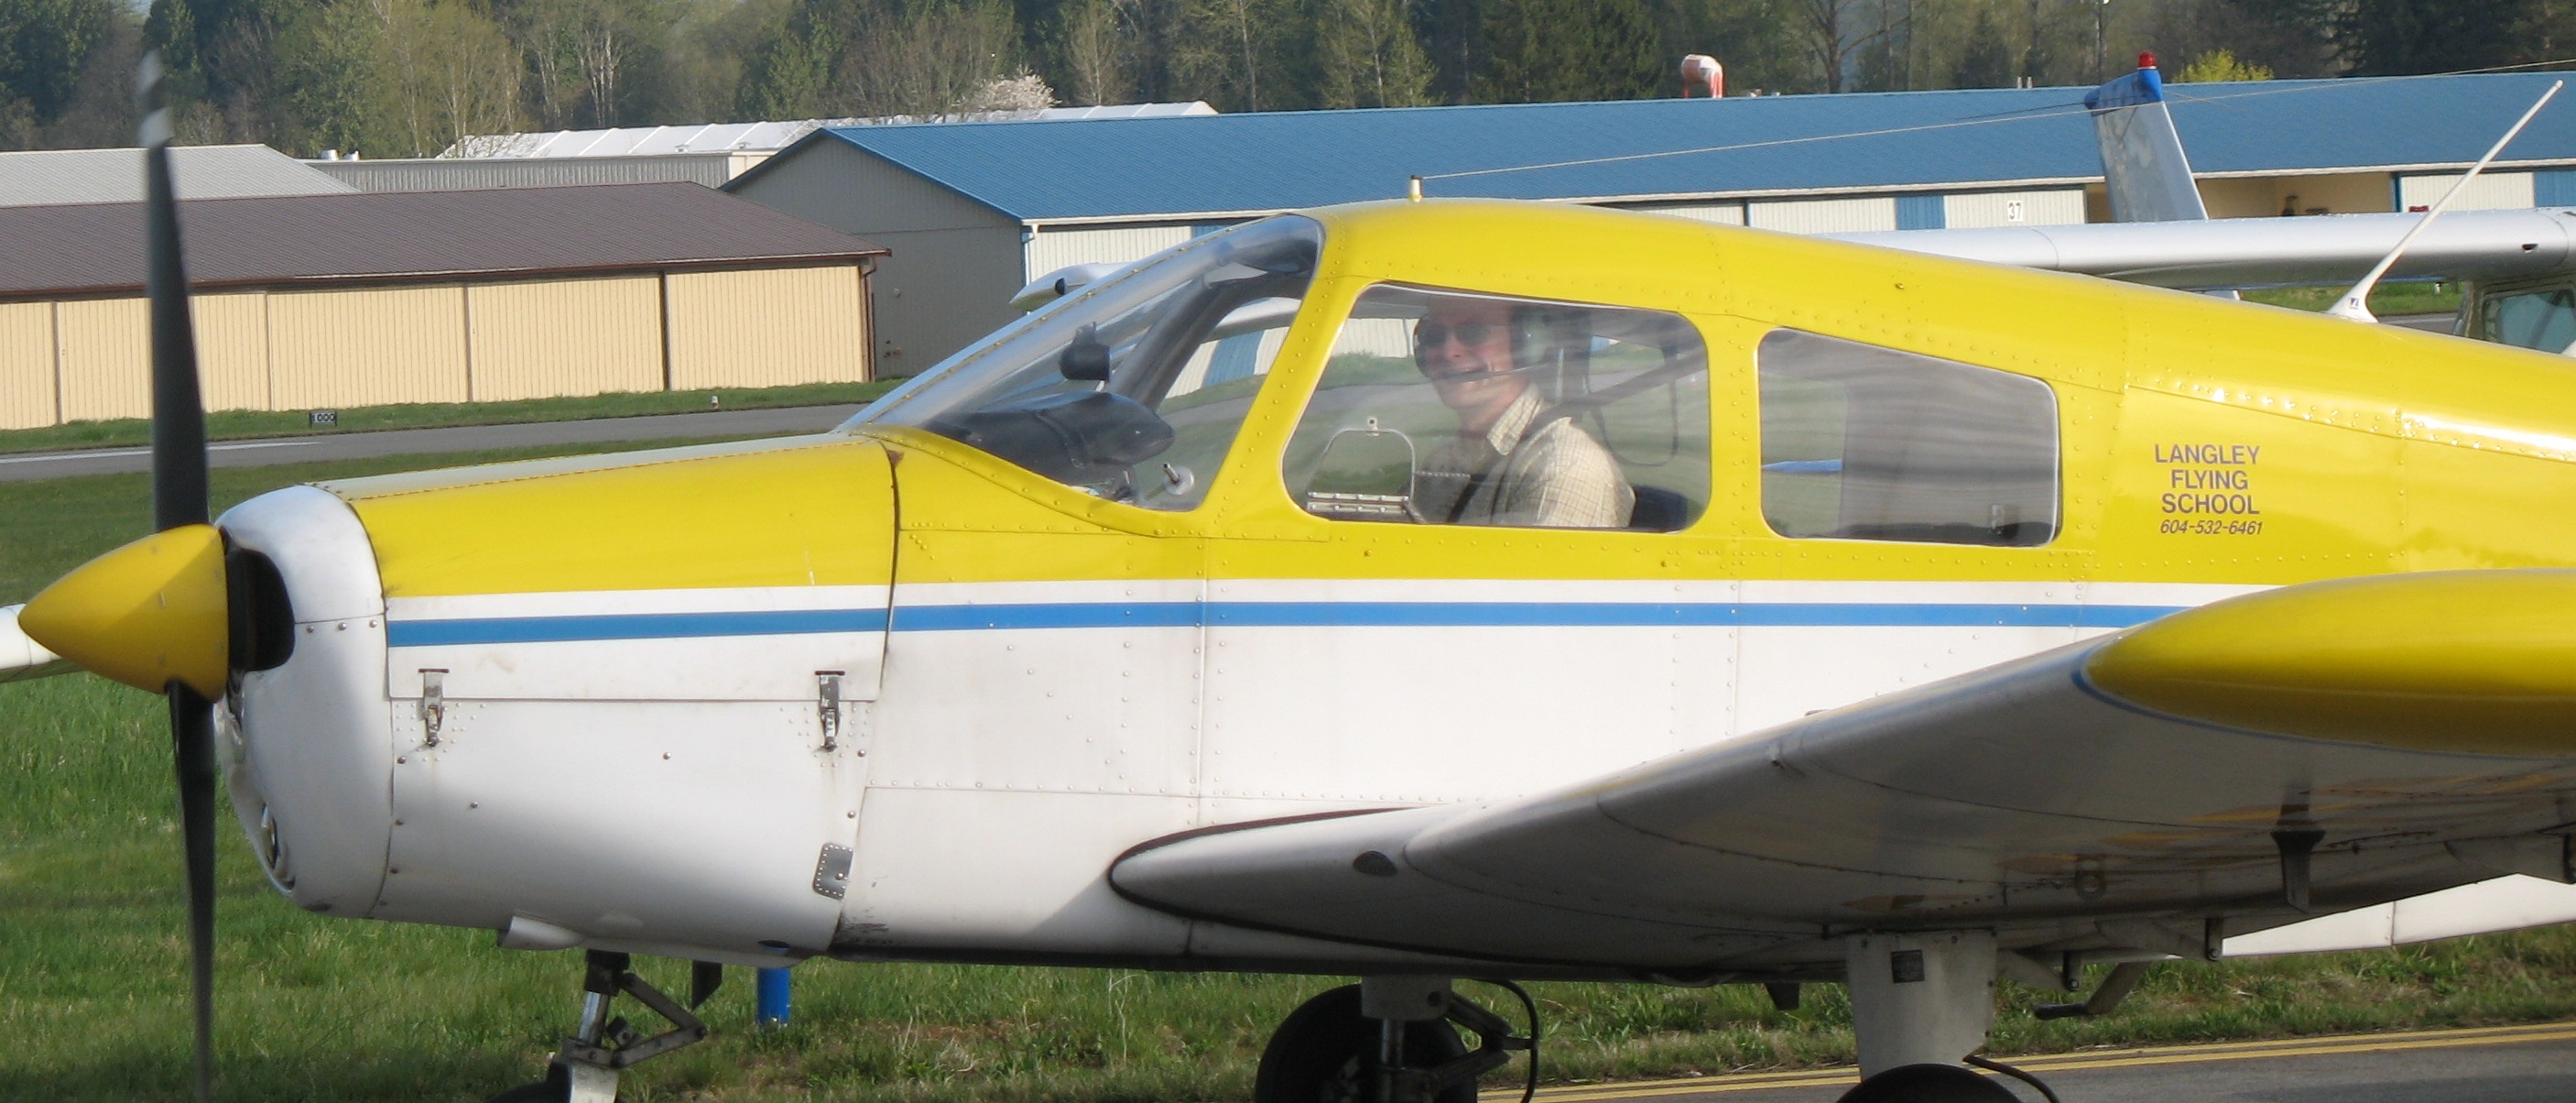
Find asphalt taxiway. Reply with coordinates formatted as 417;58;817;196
1499;1022;2576;1103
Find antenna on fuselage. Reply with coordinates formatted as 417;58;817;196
2326;80;2561;323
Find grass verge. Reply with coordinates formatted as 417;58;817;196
2242;281;2463;319
0;380;900;456
5;446;2576;1100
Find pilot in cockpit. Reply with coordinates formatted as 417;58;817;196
1411;297;1635;529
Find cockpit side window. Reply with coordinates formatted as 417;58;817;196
1284;285;1711;532
1757;329;2059;547
855;217;1320;510
2476;286;2576;353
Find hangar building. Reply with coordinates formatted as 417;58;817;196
724;71;2576;373
0;182;886;430
309;104;1216;193
0;145;353;206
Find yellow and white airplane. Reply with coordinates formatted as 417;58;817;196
18;143;2576;1102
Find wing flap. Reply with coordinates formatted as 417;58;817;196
1113;572;2576;972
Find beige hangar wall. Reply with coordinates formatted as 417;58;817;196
0;264;871;428
666;267;869;390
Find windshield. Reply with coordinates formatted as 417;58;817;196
854;216;1323;509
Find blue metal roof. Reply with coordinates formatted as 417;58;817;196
782;72;2576;223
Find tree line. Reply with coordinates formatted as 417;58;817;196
1;0;2565;158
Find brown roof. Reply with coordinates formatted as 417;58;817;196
0;180;888;299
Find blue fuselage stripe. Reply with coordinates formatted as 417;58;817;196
386;608;892;647
386;601;2184;645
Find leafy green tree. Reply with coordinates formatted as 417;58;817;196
2344;0;2533;75
1104;0;1183;100
492;0;667;127
1952;5;2014;87
651;0;786;124
839;0;1027;117
1049;0;1133;104
379;0;527;155
739;1;843;118
1415;0;1477;103
2175;47;2272;81
1315;0;1432;106
1171;0;1296;110
0;0;119;138
272;0;383;154
1474;0;1660;103
1853;0;1915;92
1658;0;1813;95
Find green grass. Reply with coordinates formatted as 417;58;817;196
9;443;2576;1099
2242;281;2464;318
0;380;900;457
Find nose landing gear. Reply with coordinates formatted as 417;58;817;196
1254;977;1537;1103
484;949;724;1103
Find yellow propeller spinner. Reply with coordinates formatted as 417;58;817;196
20;523;230;699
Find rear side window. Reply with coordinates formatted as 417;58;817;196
1757;330;2058;547
2477;287;2576;353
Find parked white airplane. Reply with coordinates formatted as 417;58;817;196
17;57;2576;1103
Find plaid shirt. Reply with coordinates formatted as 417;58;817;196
1419;388;1635;530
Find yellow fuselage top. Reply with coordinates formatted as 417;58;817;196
322;199;2576;598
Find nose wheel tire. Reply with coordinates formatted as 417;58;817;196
1834;1064;2023;1103
482;1078;571;1103
1255;984;1475;1103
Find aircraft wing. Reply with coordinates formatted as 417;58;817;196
1112;571;2576;975
1830;208;2576;291
0;604;71;684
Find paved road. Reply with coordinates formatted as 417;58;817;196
2385;312;2460;334
1506;1022;2576;1103
0;404;865;483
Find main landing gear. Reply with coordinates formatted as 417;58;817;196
484;950;723;1103
1833;933;2071;1103
1254;977;1537;1103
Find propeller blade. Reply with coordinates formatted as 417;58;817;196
173;684;219;1099
136;51;217;1103
140;55;206;534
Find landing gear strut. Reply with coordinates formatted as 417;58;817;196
484;950;724;1103
1254;977;1535;1103
1837;933;2061;1103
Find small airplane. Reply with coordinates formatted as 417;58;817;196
24;58;2576;1103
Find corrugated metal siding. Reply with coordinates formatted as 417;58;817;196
466;277;663;400
314;155;738;192
53;298;149;422
729;139;1012;374
196;292;271;411
0;302;53;429
2397;170;2536;212
1943;190;2085;228
2538;169;2576;206
1630;202;1745;224
1748;196;1897;234
268;286;470;409
665;266;869;388
1024;225;1192;281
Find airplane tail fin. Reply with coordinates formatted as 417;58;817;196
2086;54;2211;224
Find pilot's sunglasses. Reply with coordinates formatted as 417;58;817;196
1415;320;1494;347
